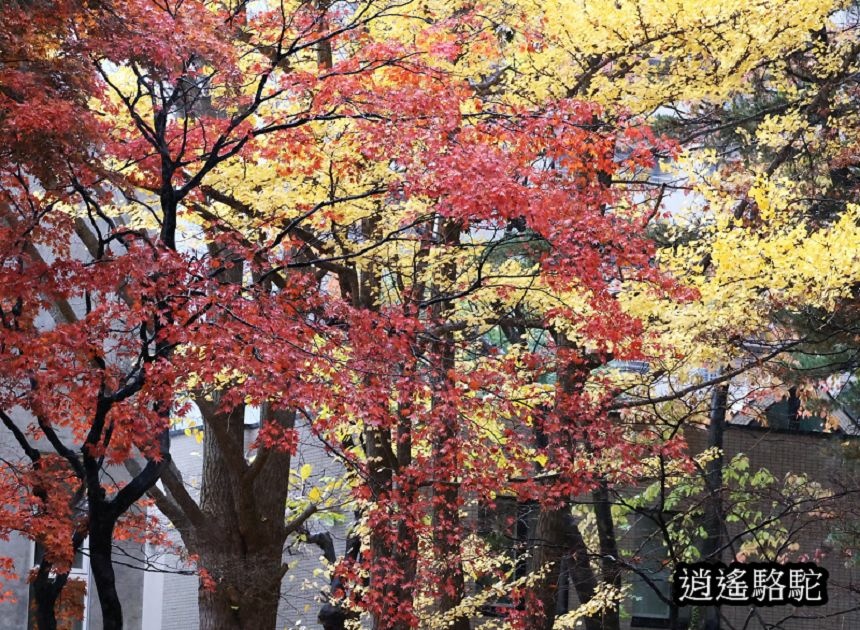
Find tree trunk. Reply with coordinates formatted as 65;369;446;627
31;563;66;630
198;573;242;630
89;508;123;630
194;401;293;630
196;402;244;630
429;217;468;630
431;476;468;630
527;503;602;630
532;336;607;630
391;408;418;630
593;482;621;630
527;504;567;630
702;384;729;630
365;426;405;630
197;547;284;630
566;511;601;630
369;409;418;630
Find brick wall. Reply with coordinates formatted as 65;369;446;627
617;424;860;630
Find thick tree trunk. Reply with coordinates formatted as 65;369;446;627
196;403;244;630
194;401;293;630
197;547;284;630
199;585;242;630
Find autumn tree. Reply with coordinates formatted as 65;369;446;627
5;3;860;630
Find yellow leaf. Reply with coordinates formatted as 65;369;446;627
299;463;312;480
308;487;322;502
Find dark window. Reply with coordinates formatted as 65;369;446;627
630;515;675;628
765;393;825;432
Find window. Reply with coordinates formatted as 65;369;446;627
27;540;89;630
765;390;825;432
629;515;678;628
